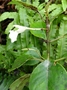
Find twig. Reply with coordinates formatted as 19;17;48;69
54;57;65;64
50;33;67;43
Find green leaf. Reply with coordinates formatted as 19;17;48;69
24;60;40;66
50;22;57;39
19;8;28;26
25;47;41;58
30;21;46;39
48;4;58;12
29;60;67;90
0;76;14;90
22;47;41;65
5;21;14;34
63;16;67;20
8;53;32;72
0;45;5;53
0;53;5;64
9;1;38;12
0;12;18;22
33;0;39;7
49;5;63;20
57;20;67;58
45;0;49;3
61;0;67;11
10;74;30;90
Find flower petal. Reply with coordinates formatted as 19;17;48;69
9;31;18;43
14;25;29;33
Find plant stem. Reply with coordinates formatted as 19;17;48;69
50;33;67;43
37;11;45;23
46;17;50;60
45;2;51;60
54;57;65;63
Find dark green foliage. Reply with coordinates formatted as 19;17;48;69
0;0;67;90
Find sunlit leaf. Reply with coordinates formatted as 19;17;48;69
30;21;46;39
9;1;38;12
49;5;63;20
48;4;58;12
33;0;39;7
61;0;67;11
0;12;18;22
45;0;49;3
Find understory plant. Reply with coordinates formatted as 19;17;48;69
0;0;67;90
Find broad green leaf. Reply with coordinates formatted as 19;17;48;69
0;12;18;22
25;47;41;58
22;47;41;65
30;21;46;39
8;53;32;72
29;60;67;90
10;74;30;90
61;0;67;11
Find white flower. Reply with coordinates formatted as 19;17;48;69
9;25;29;43
14;25;29;34
9;25;42;43
9;31;18;43
14;25;41;33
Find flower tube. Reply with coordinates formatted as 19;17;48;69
9;25;42;43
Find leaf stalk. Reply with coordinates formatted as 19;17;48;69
51;33;67;43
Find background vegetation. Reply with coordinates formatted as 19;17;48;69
0;0;67;90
